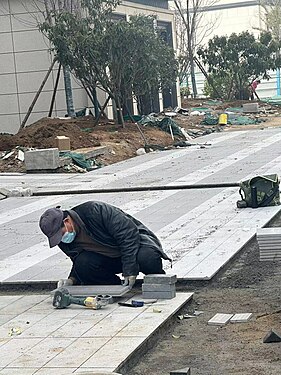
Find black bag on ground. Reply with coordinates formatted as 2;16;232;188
237;174;280;208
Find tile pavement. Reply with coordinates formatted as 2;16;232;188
0;292;193;374
1;129;281;282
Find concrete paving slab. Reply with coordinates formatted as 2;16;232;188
230;313;252;323
54;285;131;297
208;313;233;326
0;292;193;373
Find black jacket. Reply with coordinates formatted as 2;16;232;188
58;201;170;276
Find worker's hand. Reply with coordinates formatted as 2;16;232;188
57;278;74;288
123;276;137;289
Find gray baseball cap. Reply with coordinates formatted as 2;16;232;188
39;207;64;248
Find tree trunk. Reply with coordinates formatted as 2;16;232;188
189;57;197;98
91;86;100;118
116;96;125;127
186;0;197;98
63;65;76;117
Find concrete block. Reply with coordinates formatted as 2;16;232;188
142;283;176;292
142;290;176;299
24;148;59;170
143;274;177;285
55;135;70;151
243;103;259;113
170;368;191;375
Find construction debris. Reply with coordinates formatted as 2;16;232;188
1;98;281;174
263;329;281;343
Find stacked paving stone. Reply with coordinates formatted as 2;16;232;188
142;274;177;299
257;228;281;261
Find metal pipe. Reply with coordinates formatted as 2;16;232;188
32;182;239;196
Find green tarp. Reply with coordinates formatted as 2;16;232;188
190;107;212;113
227;115;264;125
225;107;243;113
201;115;218;125
60;152;93;171
138;115;185;138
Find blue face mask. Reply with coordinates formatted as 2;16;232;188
61;231;76;243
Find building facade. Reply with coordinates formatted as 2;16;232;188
0;0;178;134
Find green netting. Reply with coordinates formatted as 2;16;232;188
60;152;93;171
225;107;243;113
201;115;218;125
227;116;263;125
190;107;212;112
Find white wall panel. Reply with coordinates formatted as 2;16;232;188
0;14;11;32
0;114;20;134
15;50;52;73
0;74;17;94
0;54;15;74
13;29;49;52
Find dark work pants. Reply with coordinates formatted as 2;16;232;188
70;246;165;285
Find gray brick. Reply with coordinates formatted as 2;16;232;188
142;283;176;292
142;290;176;299
143;274;177;285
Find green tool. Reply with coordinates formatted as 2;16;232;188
52;287;111;310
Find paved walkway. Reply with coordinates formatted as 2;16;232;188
1;128;281;374
0;128;281;282
0;292;193;374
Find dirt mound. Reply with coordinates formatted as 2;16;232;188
0;116;178;172
0;117;101;151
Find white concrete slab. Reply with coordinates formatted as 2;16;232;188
230;313;253;323
208;313;233;326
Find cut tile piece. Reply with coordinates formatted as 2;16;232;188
208;313;233;326
230;313;252;323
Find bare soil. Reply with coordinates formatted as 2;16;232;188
128;213;281;375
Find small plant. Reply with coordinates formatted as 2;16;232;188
180;86;190;98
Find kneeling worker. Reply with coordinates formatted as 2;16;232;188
39;201;171;289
